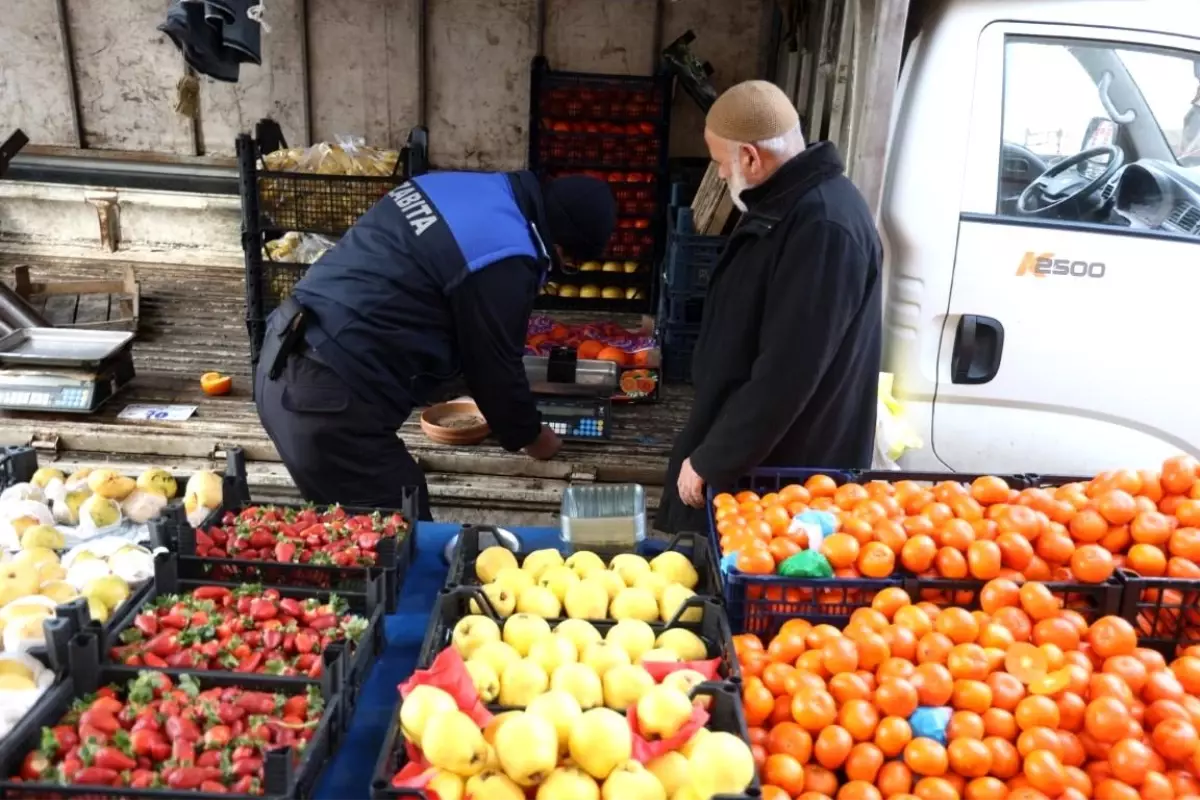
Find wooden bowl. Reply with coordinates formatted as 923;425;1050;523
420;400;490;445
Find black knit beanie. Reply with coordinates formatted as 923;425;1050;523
542;176;617;262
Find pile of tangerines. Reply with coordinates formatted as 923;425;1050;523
713;456;1200;591
737;579;1200;800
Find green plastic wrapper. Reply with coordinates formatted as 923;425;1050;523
777;550;833;578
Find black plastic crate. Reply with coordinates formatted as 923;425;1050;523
445;526;723;601
705;468;894;637
663;206;726;295
369;683;758;800
0;633;342;799
418;585;740;684
0;447;36;490
661;326;699;384
101;553;385;720
1022;473;1095;488
902;574;1121;620
1117;569;1200;657
659;288;705;328
149;491;417;614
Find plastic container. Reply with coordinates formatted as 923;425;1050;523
560;483;646;550
101;552;385;726
150;489;417;614
418;585;740;683
445;525;723;601
660;326;699;384
663;205;726;295
0;447;36;491
855;469;1030;487
369;683;759;800
659;289;706;328
0;633;342;799
903;574;1122;621
528;57;671;315
1116;568;1200;657
238;127;430;373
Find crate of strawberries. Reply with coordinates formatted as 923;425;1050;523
0;634;342;798
151;493;417;613
101;553;385;720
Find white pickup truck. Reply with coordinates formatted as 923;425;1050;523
885;0;1200;476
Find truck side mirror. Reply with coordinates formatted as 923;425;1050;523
1083;117;1118;150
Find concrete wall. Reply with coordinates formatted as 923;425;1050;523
1;0;766;168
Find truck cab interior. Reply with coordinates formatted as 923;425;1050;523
997;39;1200;239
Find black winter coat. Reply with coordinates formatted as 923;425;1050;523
655;142;883;534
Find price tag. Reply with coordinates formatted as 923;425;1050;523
117;404;198;422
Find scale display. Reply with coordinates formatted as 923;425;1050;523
0;373;96;411
536;397;611;440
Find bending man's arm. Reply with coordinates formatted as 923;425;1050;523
451;258;544;452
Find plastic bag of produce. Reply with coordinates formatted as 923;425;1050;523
777;549;833;579
261;136;400;177
0;501;55;551
872;372;922;470
264;231;336;264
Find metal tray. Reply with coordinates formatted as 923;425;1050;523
0;327;133;368
524;355;618;395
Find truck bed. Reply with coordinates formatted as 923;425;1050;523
0;259;687;525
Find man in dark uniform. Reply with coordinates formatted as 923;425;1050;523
656;80;883;534
255;170;616;521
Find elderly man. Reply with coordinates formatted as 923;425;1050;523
656;80;883;534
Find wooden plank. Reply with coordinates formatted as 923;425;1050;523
427;0;538;169
64;0;193;154
543;0;657;75
846;0;911;220
0;2;78;146
306;0;422;150
196;0;310;155
662;0;767;158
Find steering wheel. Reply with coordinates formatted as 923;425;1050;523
1017;145;1125;217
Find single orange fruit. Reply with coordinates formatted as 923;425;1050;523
200;371;233;396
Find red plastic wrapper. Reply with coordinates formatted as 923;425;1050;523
390;762;439;798
642;657;722;683
627;700;711;764
399;648;494;727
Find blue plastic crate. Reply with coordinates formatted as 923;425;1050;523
661;326;699;383
664;206;726;294
659;289;706;327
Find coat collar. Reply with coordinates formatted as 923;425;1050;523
738;141;847;227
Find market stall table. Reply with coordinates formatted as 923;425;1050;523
313;521;562;799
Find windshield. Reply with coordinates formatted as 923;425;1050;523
1119;48;1200;163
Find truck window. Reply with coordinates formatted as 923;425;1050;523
992;36;1200;240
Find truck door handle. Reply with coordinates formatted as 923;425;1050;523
951;315;1005;384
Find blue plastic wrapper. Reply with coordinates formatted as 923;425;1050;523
909;706;952;745
796;509;838;535
720;551;739;575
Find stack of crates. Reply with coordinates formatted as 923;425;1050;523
658;187;727;383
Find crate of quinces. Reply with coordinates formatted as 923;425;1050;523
0;634;342;798
0;618;73;746
103;553;385;715
0;448;248;552
370;643;758;800
150;491;417;614
447;526;723;622
419;585;739;703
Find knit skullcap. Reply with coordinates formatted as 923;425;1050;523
705;80;800;143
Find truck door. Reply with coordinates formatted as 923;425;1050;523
932;23;1200;474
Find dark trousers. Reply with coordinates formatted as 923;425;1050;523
254;309;434;521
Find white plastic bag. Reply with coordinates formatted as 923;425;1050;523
0;501;56;551
872;373;923;470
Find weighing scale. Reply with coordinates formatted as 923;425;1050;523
0;329;136;414
524;349;616;442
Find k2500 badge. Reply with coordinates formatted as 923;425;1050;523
1015;251;1106;278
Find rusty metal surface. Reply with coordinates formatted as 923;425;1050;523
0;258;686;495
